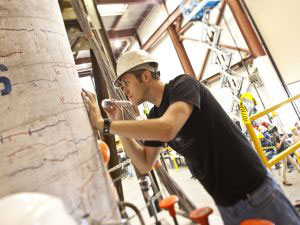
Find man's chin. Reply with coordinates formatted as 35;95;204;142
134;100;144;106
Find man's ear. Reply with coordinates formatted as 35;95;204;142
142;71;152;83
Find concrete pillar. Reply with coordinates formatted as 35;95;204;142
0;0;120;222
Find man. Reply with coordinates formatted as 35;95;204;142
82;50;300;225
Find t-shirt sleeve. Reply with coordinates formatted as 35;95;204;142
143;108;164;147
169;75;201;110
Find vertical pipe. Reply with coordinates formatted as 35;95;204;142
90;50;124;201
240;104;270;168
0;0;120;222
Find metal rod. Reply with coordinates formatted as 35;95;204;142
269;142;300;167
250;94;300;121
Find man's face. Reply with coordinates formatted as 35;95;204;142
119;73;147;105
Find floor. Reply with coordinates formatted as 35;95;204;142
121;162;300;225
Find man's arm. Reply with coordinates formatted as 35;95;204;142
119;137;161;174
82;90;193;141
82;90;194;173
97;101;193;142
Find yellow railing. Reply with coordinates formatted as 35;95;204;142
240;93;300;169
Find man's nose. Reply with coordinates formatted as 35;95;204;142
122;87;129;95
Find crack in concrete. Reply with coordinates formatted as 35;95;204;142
12;78;57;86
0;51;22;58
8;162;44;177
0;28;35;32
0;119;66;143
7;134;93;157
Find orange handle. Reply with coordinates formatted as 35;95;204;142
240;219;275;225
98;140;110;166
189;207;213;225
154;161;161;169
159;195;179;217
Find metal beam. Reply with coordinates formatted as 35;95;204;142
111;15;123;29
78;70;93;77
178;21;193;35
159;0;195;75
135;4;156;28
179;36;250;54
97;0;157;4
168;24;195;76
107;28;136;39
141;1;189;50
225;0;265;58
75;57;91;64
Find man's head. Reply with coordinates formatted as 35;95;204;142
114;50;160;105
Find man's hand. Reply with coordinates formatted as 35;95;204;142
103;100;123;121
81;89;103;130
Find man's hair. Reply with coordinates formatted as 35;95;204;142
131;69;160;81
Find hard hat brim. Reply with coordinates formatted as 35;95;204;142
113;63;159;88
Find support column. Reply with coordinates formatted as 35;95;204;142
0;0;120;222
161;0;195;76
225;0;265;58
168;24;195;76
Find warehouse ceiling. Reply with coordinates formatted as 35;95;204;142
60;0;158;71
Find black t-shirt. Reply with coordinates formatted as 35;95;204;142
144;75;267;206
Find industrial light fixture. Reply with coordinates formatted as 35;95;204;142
113;40;122;49
97;4;128;16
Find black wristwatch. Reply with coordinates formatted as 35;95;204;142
103;118;112;135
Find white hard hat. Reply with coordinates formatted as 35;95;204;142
114;50;159;87
0;193;77;225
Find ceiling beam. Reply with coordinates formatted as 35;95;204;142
97;0;156;4
141;1;188;50
135;4;156;28
111;15;123;29
78;70;93;78
75;57;91;64
107;28;136;39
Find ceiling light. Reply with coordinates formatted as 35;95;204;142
97;4;128;17
114;40;122;49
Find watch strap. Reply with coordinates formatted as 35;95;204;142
103;118;111;135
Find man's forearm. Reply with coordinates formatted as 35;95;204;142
108;119;173;142
119;137;150;173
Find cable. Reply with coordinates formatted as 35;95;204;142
119;202;146;225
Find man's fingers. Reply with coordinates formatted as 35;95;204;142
82;90;95;103
111;102;121;111
92;93;97;102
82;92;93;108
